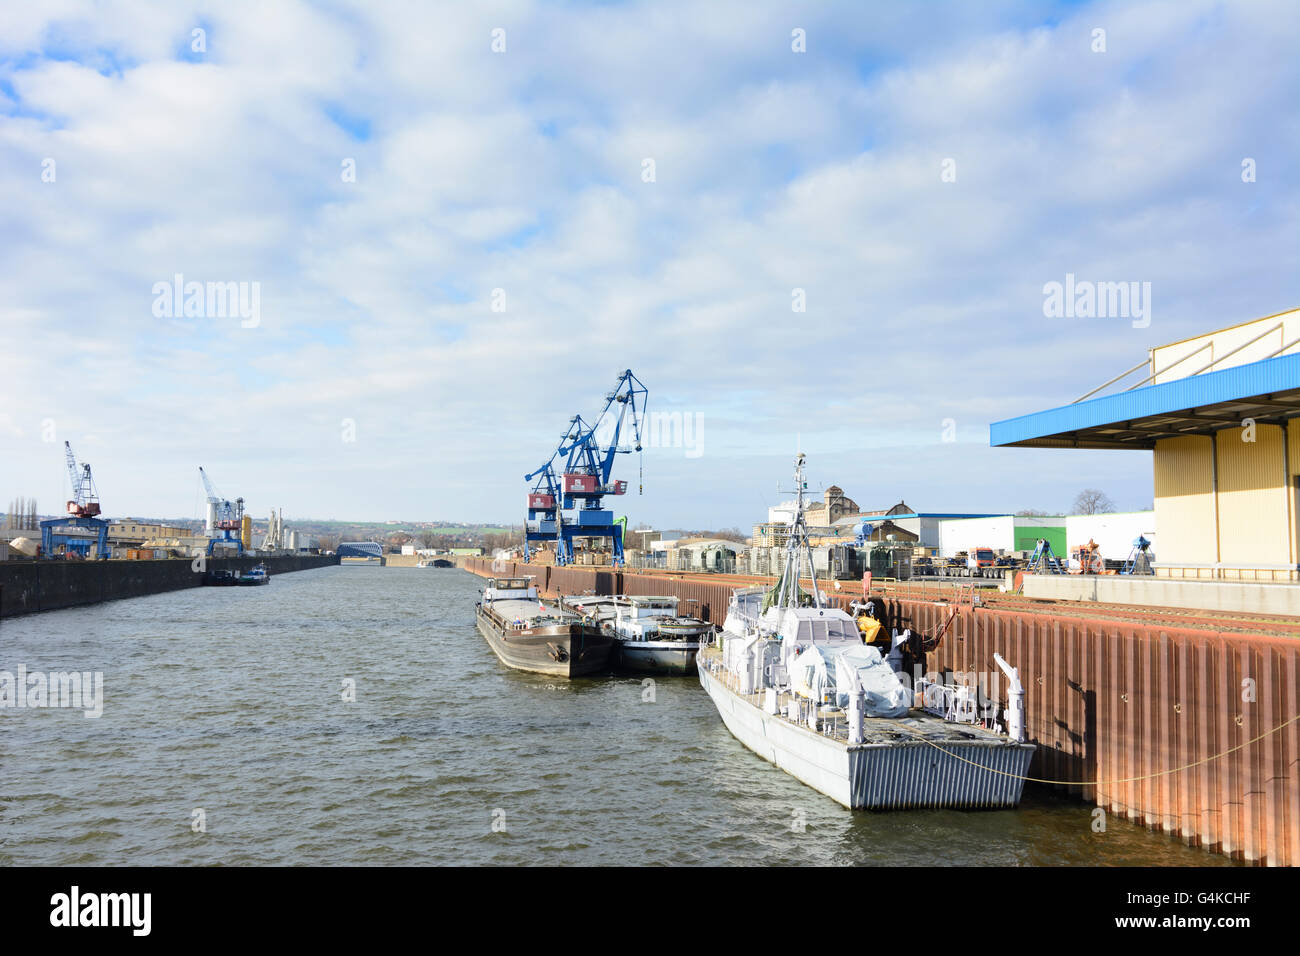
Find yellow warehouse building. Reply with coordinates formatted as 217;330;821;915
993;307;1300;584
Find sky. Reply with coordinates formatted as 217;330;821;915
1;0;1297;528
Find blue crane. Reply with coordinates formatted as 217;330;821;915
40;441;108;558
524;370;647;566
200;466;246;556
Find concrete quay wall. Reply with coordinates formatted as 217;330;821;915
0;554;338;619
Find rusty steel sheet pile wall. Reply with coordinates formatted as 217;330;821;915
458;559;1298;864
945;607;1300;868
621;572;734;623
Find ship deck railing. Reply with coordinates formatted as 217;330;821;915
699;646;857;742
698;646;1012;747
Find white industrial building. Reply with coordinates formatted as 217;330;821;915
1065;512;1156;564
935;511;1156;563
834;512;998;550
756;492;1157;567
937;515;1065;557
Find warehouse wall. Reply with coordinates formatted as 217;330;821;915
1215;422;1291;566
1152;308;1300;384
1153;427;1298;577
939;516;1013;556
1290;420;1300;566
940;515;1064;557
1153;435;1217;565
1013;518;1065;556
914;517;943;549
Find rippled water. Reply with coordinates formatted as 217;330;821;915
0;567;1234;866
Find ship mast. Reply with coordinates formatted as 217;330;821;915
775;452;822;610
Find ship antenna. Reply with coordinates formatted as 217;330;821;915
775;450;822;610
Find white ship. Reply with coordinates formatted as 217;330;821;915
561;593;714;674
696;453;1036;810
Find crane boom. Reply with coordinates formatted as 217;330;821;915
64;442;81;498
63;441;101;517
199;467;244;531
199;466;220;502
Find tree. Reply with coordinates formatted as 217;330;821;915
6;496;38;530
417;531;439;550
1072;488;1115;515
482;529;523;553
1015;509;1048;517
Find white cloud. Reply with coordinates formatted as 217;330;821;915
0;0;1296;526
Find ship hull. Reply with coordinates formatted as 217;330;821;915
697;656;1035;810
617;640;700;675
476;607;614;678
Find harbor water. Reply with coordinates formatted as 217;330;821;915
0;567;1235;866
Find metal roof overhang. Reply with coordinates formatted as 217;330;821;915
990;353;1300;450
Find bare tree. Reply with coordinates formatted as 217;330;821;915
417;531;439;549
6;497;38;530
1016;509;1048;516
482;529;523;552
1072;488;1115;515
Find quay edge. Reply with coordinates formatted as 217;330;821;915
0;553;339;619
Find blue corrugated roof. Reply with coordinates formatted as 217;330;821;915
991;352;1300;449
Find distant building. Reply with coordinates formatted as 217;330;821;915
668;538;739;572
1066;511;1156;564
109;519;195;544
804;485;863;525
751;521;790;548
938;515;1067;558
855;518;919;543
624;528;661;551
832;511;999;550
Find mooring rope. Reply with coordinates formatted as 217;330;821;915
918;710;1300;786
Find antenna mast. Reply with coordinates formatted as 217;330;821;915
775;452;822;609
